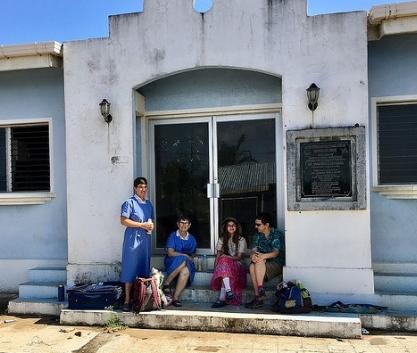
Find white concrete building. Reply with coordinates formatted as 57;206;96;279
2;0;417;315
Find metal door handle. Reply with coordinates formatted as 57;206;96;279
214;183;220;198
207;183;213;198
207;183;220;198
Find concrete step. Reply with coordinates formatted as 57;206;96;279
375;290;417;311
374;272;417;292
60;304;361;338
373;262;417;274
360;310;417;332
8;298;67;316
19;282;64;299
172;271;281;288
28;267;67;283
181;286;277;304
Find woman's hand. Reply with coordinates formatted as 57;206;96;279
141;221;154;232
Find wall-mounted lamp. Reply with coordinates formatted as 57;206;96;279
99;99;113;123
306;83;320;112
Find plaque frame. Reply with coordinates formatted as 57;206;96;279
287;127;366;211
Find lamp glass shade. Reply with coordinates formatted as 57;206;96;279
306;83;320;105
99;99;111;117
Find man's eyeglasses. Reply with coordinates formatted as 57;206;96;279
255;223;263;227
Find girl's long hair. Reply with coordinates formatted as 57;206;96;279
220;217;242;256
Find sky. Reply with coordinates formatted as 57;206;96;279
0;0;412;46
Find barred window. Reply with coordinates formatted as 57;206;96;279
378;103;417;184
0;124;50;192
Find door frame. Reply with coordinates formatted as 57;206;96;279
142;104;283;254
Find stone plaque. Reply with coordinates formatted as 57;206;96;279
300;140;352;198
286;127;366;211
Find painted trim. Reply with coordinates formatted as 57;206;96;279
0;55;62;72
371;95;417;199
0;117;54;203
143;103;282;119
0;192;56;205
372;185;417;199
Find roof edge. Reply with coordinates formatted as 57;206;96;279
369;1;417;24
0;41;62;59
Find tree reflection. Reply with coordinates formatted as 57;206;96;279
218;134;256;167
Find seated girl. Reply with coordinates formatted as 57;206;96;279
210;217;247;308
163;215;197;307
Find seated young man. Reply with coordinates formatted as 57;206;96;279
245;212;285;309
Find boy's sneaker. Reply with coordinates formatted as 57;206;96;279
257;286;266;297
245;298;264;309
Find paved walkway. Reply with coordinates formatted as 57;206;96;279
1;314;417;353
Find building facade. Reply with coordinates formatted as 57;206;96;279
1;0;417;311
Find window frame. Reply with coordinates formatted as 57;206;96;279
371;95;417;199
0;118;55;205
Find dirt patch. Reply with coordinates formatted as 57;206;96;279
72;333;114;353
194;346;222;352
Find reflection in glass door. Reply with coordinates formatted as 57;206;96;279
151;114;278;253
152;120;212;250
215;117;276;243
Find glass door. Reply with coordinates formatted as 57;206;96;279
151;118;213;253
214;115;277;243
150;113;279;253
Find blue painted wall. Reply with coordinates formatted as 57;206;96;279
0;68;67;260
368;34;417;262
138;68;282;111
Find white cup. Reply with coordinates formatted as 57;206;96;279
147;218;153;234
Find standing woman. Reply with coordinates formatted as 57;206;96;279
120;177;154;312
210;217;247;308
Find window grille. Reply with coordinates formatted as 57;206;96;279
378;103;417;184
0;124;50;192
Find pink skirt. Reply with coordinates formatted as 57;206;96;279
210;256;247;305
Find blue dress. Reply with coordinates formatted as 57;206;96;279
164;231;197;286
120;195;154;282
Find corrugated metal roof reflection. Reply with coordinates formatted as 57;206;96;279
218;162;276;194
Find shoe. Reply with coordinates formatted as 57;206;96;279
225;290;234;301
245;298;264;309
258;286;266;298
122;303;131;312
171;299;182;307
162;282;171;294
211;300;227;308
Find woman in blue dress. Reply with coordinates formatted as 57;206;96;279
163;215;197;307
120;177;154;311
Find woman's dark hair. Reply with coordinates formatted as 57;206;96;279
134;177;148;187
220;217;242;256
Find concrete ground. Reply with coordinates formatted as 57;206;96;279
1;314;417;353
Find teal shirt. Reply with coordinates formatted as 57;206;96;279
253;228;285;265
